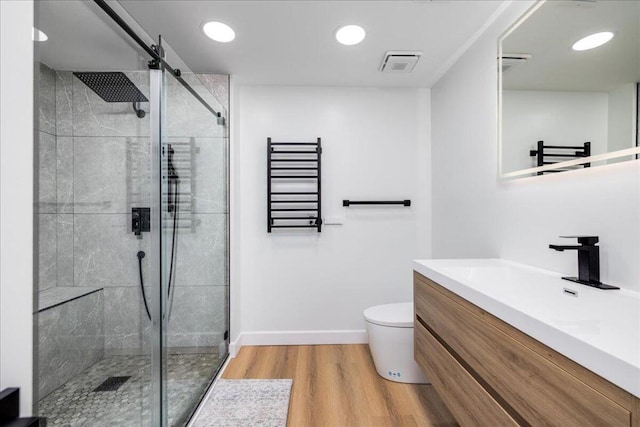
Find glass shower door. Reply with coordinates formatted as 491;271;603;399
33;2;160;426
32;2;227;425
158;42;229;426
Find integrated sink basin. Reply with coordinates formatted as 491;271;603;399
413;258;640;398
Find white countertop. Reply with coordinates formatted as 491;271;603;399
413;258;640;398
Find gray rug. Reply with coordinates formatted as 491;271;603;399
192;379;293;427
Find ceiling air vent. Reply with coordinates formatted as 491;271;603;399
380;51;423;73
500;53;532;73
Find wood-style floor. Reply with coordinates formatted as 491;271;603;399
222;344;458;427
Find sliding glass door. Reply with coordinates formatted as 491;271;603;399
33;2;229;426
157;39;229;426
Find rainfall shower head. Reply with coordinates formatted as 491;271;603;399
73;72;148;118
73;72;148;103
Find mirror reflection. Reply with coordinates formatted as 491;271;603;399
499;0;640;177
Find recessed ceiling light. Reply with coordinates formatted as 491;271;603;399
572;31;614;51
202;21;235;43
335;25;366;46
32;27;48;42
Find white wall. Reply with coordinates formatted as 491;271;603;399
233;85;430;345
432;1;640;291
502;90;608;173
0;0;35;415
607;83;636;154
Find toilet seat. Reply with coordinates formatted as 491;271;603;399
364;302;413;328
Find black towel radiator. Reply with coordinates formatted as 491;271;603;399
267;138;322;232
529;140;591;175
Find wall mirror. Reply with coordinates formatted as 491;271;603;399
499;0;640;178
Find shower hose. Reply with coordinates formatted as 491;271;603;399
137;177;179;321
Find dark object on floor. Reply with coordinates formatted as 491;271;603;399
93;376;132;392
0;388;44;426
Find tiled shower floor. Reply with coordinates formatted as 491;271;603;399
38;352;222;427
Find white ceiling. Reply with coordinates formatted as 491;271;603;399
502;0;640;92
117;0;505;87
36;0;154;71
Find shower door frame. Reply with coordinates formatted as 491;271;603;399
149;66;166;427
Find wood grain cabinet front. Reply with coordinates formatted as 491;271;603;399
414;318;519;426
414;272;639;427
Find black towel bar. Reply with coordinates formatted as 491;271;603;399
270;159;318;162
271;216;319;220
270;142;318;146
270;200;318;204
270;150;318;154
271;167;318;170
271;192;318;195
342;200;411;207
269;175;318;179
270;224;318;229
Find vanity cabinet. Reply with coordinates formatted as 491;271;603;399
414;272;640;427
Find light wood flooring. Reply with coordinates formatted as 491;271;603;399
222;344;458;427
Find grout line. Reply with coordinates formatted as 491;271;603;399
37;130;57;137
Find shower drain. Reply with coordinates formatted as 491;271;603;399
93;376;132;392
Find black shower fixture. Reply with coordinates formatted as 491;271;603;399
73;71;148;118
131;207;150;236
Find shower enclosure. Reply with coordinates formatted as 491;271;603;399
33;1;229;425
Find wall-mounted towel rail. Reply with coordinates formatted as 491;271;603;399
529;141;591;175
342;200;411;207
267;138;322;232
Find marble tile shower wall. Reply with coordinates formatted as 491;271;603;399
37;62;229;353
37;64;58;292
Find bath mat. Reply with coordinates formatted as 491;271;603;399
192;379;293;427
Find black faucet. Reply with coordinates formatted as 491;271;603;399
549;236;619;290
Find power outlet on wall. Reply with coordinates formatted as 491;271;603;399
324;216;344;225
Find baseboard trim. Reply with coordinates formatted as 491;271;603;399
229;335;242;358
230;329;368;356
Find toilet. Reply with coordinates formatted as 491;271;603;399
364;302;429;384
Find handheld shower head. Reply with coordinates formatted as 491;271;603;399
167;145;179;180
164;144;180;216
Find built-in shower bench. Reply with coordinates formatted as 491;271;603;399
37;286;103;312
36;287;104;400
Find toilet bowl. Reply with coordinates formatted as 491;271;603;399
364;302;429;384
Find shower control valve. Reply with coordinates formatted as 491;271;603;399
132;207;151;237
